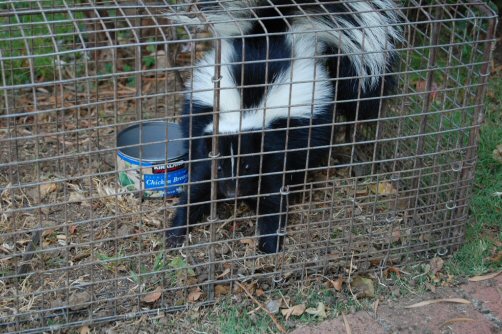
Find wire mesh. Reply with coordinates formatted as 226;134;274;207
0;0;497;332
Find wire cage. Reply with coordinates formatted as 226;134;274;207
0;0;497;332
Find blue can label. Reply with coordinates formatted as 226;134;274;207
117;151;187;198
144;167;188;196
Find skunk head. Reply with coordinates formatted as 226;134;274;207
215;132;262;199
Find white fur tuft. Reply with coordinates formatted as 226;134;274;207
290;0;402;90
200;38;332;134
167;0;402;90
188;40;241;115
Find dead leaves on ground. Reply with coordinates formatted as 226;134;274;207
429;257;444;275
215;284;231;297
350;276;375;298
383;267;404;278
142;286;162;304
305;302;327;319
79;325;91;334
187;288;203;302
415;80;440;102
281;303;306;320
369;181;397;196
28;182;58;203
331;276;344;291
493;144;502;164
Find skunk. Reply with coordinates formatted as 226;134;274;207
166;0;402;253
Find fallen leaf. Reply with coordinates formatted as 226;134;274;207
69;191;86;203
69;291;92;311
429;257;444;275
351;276;374;298
305;302;327;319
240;238;257;247
281;303;305;320
256;289;265;297
68;225;77;234
332;276;343;291
425;282;436;293
116;265;128;272
187;288;202;302
369;182;397;196
492;64;502;73
415;80;439;101
42;229;54;238
384;267;402;278
216;268;231;279
493;144;502;164
79;325;91;334
489;251;502;264
404;298;470;308
234;282;257;295
142;287;162;303
373;299;379;315
40;182;57;196
391;227;401;242
215;284;230;296
439;317;475;328
29;182;58;202
355;188;368;197
468;271;501;282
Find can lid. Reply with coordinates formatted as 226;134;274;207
117;122;187;162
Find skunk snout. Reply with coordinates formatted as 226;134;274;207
223;188;237;198
219;180;238;199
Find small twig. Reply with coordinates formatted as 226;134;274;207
347;252;362;308
236;281;286;334
216;214;235;233
311;273;339;288
373;299;379;315
375;269;387;288
190;329;208;334
16;229;42;277
439;317;474;328
342;313;352;334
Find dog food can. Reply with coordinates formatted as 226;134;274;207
117;122;187;198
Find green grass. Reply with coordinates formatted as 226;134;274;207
219;304;273;334
0;1;87;86
446;74;502;276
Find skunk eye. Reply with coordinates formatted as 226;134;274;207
244;164;250;170
217;165;222;172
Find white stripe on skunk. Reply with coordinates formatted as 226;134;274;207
170;0;402;90
194;37;333;134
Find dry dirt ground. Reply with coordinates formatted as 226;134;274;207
290;274;501;334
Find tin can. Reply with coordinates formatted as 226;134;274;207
117;122;187;198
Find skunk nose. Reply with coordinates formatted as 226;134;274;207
224;189;236;198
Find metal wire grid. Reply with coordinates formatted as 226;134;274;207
0;0;497;332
